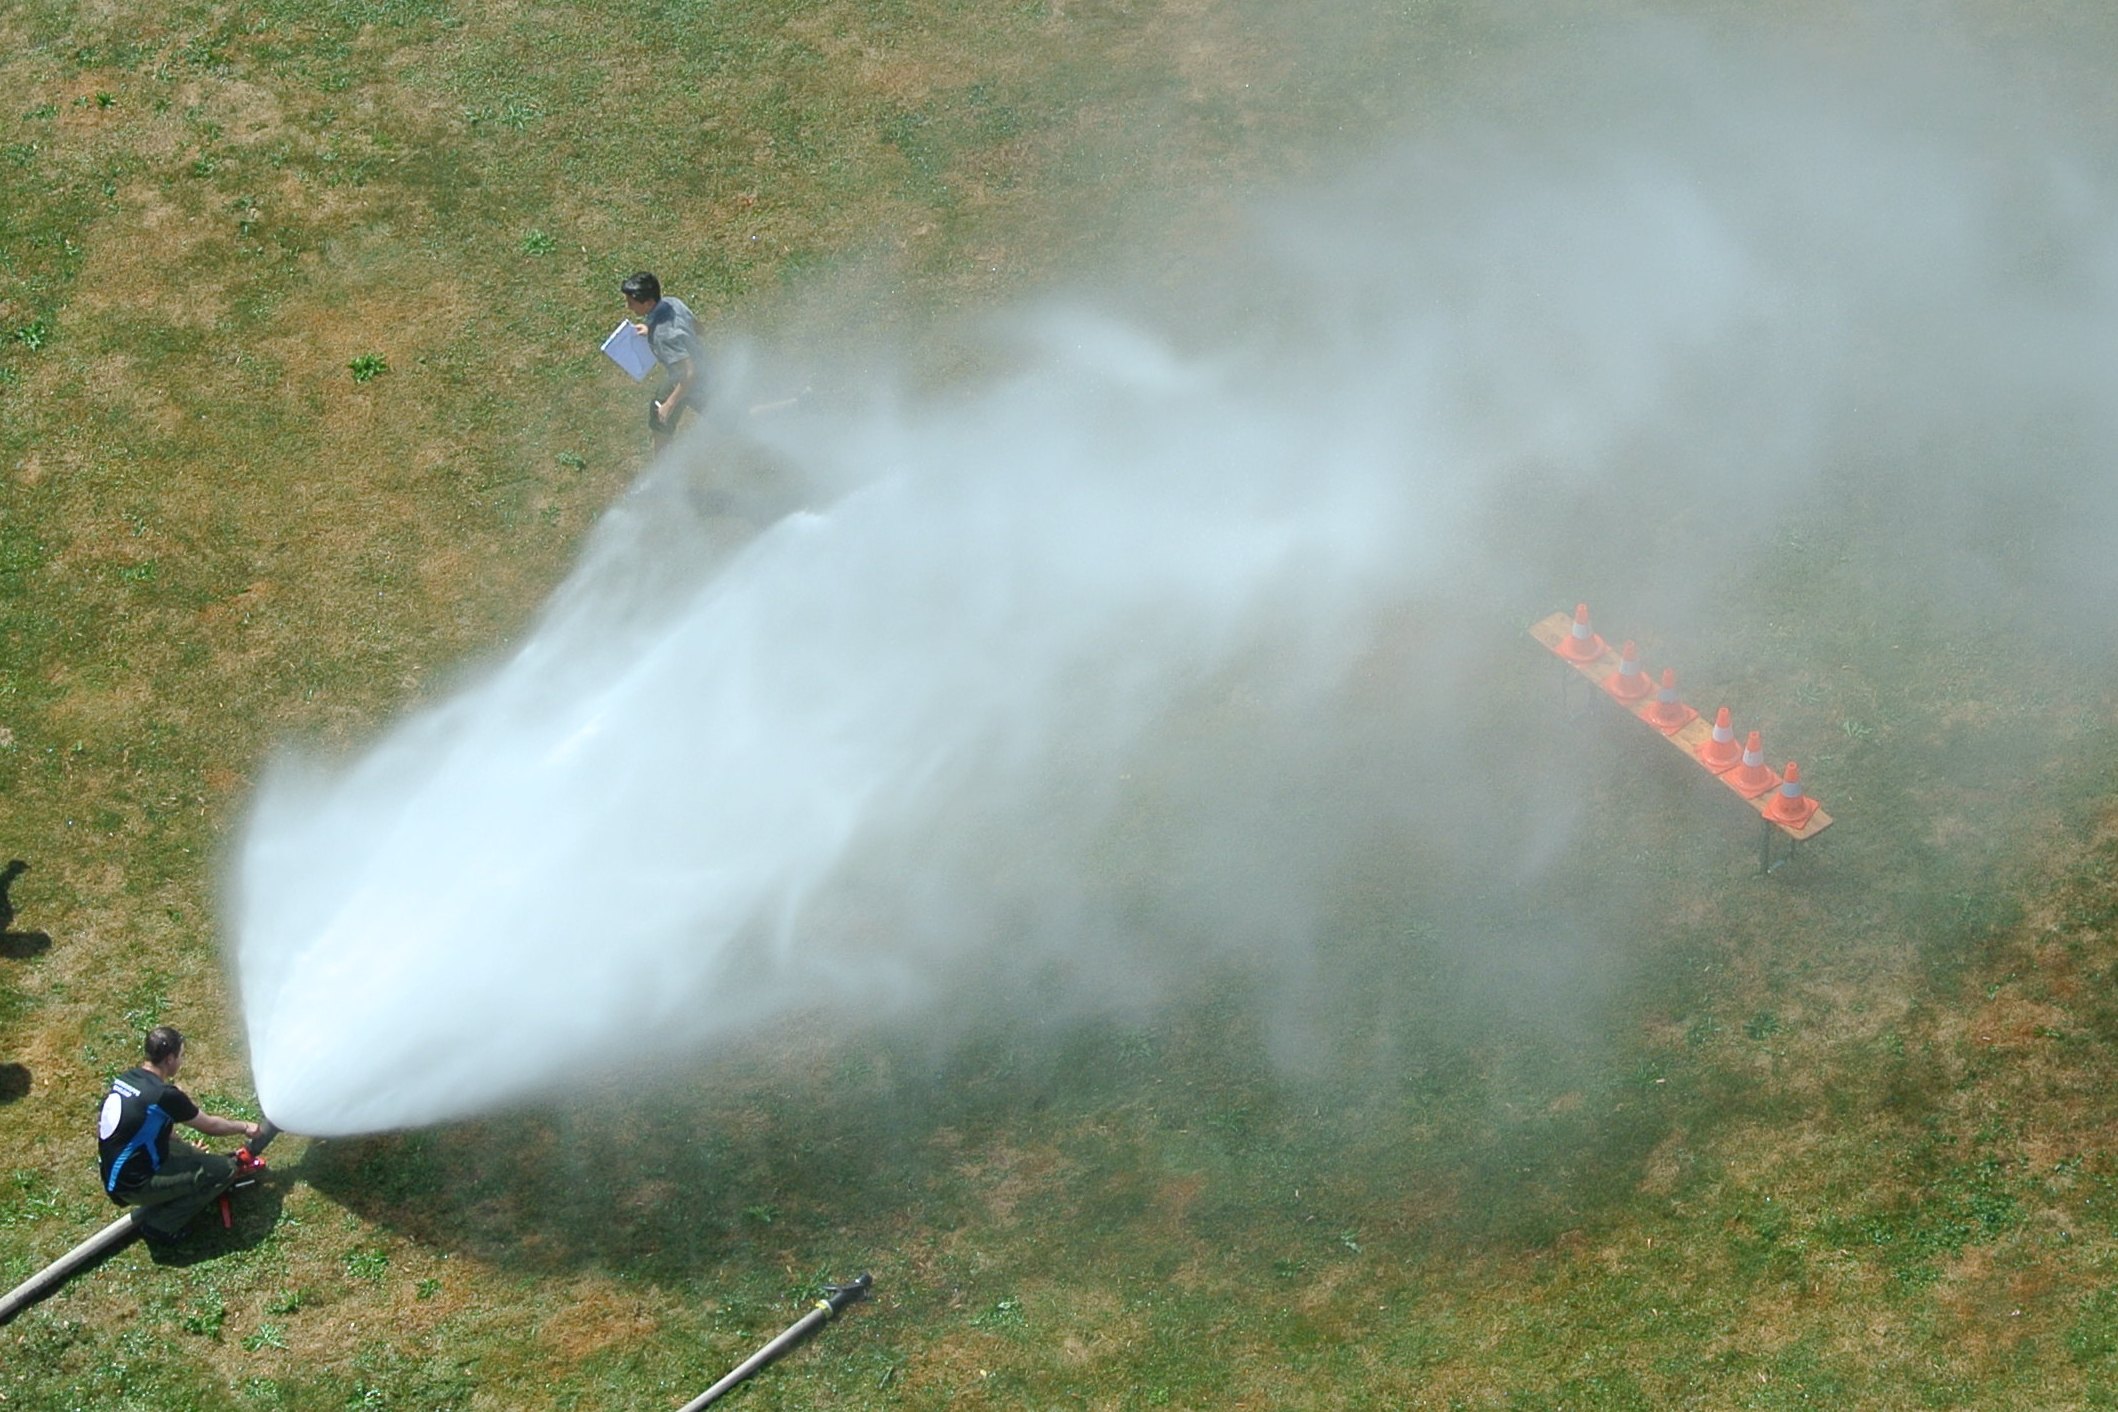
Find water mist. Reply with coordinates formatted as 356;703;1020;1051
232;26;2118;1136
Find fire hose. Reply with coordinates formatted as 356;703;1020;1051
675;1273;873;1411
0;1121;283;1325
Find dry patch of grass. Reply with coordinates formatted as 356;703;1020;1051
959;1139;1073;1225
536;1277;666;1362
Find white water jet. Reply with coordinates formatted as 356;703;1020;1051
232;27;2118;1136
236;307;1460;1134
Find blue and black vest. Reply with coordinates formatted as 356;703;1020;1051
97;1070;181;1200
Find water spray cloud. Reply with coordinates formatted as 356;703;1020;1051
233;27;2118;1135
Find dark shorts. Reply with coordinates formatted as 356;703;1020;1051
649;388;703;435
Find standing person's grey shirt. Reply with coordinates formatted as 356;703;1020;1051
647;297;706;375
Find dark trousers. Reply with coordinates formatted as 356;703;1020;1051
118;1139;237;1238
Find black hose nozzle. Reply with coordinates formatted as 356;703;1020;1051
823;1273;871;1313
244;1120;283;1158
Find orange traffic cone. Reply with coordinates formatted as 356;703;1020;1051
1722;730;1781;799
1556;602;1605;663
1603;640;1653;701
1640;668;1698;734
1763;761;1820;828
1695;707;1741;773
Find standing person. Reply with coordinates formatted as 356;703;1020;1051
96;1026;261;1242
621;271;707;452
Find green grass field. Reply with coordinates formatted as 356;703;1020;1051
10;1;2118;1408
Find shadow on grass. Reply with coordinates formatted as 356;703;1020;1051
296;1034;1061;1284
1;930;52;960
295;966;1705;1290
0;858;25;932
141;1170;293;1270
0;1063;28;1103
0;857;46;959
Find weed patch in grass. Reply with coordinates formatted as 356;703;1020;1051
342;1247;390;1280
178;1292;227;1339
969;1294;1027;1332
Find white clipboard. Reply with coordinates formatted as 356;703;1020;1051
601;320;656;381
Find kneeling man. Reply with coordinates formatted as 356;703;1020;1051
97;1026;262;1242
